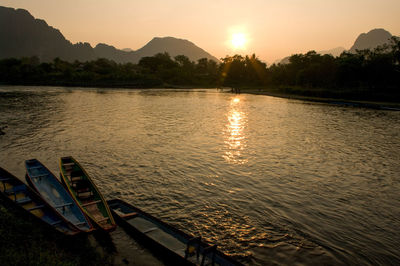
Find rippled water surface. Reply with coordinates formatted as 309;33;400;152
1;86;400;265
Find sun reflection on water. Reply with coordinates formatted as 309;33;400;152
223;97;248;164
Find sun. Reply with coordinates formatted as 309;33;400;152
231;33;246;49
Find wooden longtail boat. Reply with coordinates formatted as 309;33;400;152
59;156;116;232
25;159;94;233
0;166;80;235
107;198;243;266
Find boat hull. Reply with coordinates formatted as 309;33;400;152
59;156;116;232
107;198;242;266
25;159;93;233
0;166;80;236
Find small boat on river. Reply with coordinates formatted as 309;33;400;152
0;166;80;235
25;159;94;233
107;198;243;266
59;156;116;232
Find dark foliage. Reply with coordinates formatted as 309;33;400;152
0;37;399;102
266;37;400;101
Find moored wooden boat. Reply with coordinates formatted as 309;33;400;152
0;166;80;235
107;198;243;266
25;159;94;233
59;156;116;232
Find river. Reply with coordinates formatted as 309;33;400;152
0;86;399;265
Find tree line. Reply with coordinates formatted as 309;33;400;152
266;37;400;101
0;37;399;101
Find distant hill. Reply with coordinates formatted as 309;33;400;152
274;56;290;65
349;28;393;52
136;37;219;62
93;43;139;63
92;37;219;63
318;47;346;57
0;6;88;62
0;6;219;63
275;28;396;64
121;48;133;52
274;47;346;65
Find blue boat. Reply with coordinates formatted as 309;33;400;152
25;159;94;233
0;166;80;235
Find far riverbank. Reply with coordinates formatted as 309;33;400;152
1;84;399;111
230;86;400;110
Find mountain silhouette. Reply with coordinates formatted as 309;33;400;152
122;48;134;52
318;47;346;57
274;47;346;65
136;37;219;62
93;43;139;63
349;28;393;52
275;29;396;64
0;6;218;63
0;7;79;61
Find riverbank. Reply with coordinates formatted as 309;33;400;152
1;83;399;111
0;197;163;265
0;199;111;265
236;87;400;110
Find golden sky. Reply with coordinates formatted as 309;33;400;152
1;0;399;63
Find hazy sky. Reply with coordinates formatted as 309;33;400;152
1;0;399;63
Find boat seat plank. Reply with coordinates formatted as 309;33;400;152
0;177;11;182
121;212;138;219
74;221;87;226
16;197;32;204
71;176;83;182
77;194;93;200
76;188;91;193
50;220;63;226
27;205;45;211
77;190;92;197
96;216;109;223
63;163;75;170
81;200;101;207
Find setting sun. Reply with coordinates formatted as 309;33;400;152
231;33;246;49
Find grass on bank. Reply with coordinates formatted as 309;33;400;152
0;198;112;265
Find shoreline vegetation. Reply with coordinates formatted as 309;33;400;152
0;37;399;108
238;87;400;110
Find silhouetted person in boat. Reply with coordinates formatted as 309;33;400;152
231;87;241;94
